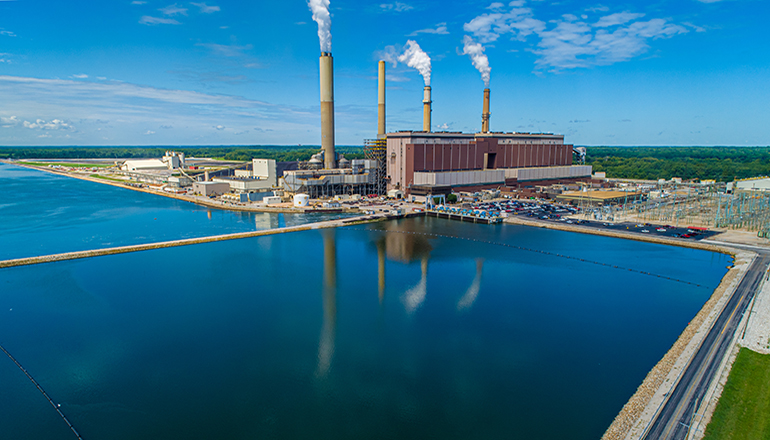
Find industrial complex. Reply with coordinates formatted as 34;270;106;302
278;54;592;202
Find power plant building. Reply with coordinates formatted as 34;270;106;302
386;131;591;195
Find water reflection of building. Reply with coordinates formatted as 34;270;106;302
316;229;337;377
317;228;483;376
253;212;280;230
371;225;433;314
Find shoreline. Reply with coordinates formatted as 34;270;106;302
0;159;356;215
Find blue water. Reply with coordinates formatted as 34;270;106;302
0;216;729;439
0;162;353;260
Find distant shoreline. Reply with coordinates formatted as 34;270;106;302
0;159;356;215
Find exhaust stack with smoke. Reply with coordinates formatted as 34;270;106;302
423;86;432;132
319;52;336;169
482;88;490;133
378;60;386;137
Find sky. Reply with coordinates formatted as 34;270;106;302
0;0;767;147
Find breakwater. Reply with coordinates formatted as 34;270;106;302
0;214;386;269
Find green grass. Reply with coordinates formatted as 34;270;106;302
89;174;125;182
19;161;111;168
703;348;770;440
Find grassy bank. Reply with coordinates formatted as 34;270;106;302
703;348;770;440
18;161;111;168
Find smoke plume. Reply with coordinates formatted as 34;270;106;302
462;36;491;87
308;0;332;52
398;40;432;86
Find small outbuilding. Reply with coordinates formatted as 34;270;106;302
387;189;404;199
193;181;230;197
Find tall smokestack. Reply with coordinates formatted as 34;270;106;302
482;88;490;133
378;61;386;137
319;52;336;169
423;86;431;132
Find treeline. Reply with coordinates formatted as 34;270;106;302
587;147;770;182
0;146;365;162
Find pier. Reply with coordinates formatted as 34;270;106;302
426;208;502;224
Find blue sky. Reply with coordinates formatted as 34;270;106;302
0;0;767;146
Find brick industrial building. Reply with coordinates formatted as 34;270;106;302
386;131;592;196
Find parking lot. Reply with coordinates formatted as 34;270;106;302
470;199;717;241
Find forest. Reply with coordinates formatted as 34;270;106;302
1;145;768;182
0;146;365;162
586;147;770;182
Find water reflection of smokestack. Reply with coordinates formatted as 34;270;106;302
377;240;386;304
317;229;337;377
403;256;429;314
457;259;484;311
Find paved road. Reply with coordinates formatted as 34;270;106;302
642;251;770;440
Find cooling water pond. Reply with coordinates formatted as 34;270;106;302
0;216;728;439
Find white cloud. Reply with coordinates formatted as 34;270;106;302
131;1;147;4
463;5;544;43
23;119;75;131
696;0;724;3
139;16;181;25
682;22;706;32
191;2;220;13
0;75;375;145
408;22;449;36
214;125;225;130
71;74;89;79
159;3;187;16
1;29;16;37
594;12;645;28
196;42;253;57
380;2;413;12
1;115;20;127
534;16;687;71
144;130;156;135
464;3;688;71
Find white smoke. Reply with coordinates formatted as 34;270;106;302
462;35;491;87
308;0;332;52
379;45;400;68
398;40;432;86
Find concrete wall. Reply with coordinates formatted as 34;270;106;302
212;177;273;192
413;170;506;186
193;181;230;196
253;159;277;186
